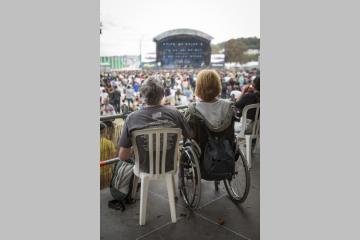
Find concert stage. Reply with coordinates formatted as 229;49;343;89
154;29;213;69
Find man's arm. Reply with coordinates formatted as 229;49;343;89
119;147;131;161
117;118;133;160
179;110;195;139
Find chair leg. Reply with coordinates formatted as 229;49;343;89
253;136;259;154
139;176;149;226
131;175;139;200
172;174;177;199
166;174;177;223
245;135;252;169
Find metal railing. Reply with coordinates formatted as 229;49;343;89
99;105;188;121
100;157;120;167
100;113;128;121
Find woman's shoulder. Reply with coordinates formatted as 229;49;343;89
196;98;233;108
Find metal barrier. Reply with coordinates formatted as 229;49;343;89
100;105;188;120
100;157;120;167
100;113;128;122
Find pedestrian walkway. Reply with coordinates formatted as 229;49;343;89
100;149;260;240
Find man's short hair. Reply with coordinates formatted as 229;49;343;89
195;69;221;101
140;77;164;105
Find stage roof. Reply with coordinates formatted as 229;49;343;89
153;28;213;42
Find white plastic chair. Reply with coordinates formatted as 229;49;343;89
131;128;182;226
236;103;260;169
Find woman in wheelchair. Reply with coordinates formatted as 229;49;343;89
179;69;250;209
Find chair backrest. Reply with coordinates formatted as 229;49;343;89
131;128;182;176
240;103;260;137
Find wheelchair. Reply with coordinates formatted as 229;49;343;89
178;135;251;209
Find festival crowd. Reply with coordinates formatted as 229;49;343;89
99;68;259;116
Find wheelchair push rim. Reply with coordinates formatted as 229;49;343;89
224;150;250;203
179;146;201;209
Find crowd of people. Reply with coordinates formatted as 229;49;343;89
99;68;260;116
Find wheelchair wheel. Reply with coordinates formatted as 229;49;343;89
224;150;250;203
179;145;201;209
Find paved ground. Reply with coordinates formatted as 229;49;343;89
100;149;259;240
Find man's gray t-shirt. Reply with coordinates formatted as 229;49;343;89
118;105;191;148
118;105;191;173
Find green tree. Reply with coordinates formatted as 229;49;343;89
211;37;260;63
224;39;247;63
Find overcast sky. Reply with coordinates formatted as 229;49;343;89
100;0;260;56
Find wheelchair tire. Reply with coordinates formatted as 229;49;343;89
224;150;250;203
178;145;202;209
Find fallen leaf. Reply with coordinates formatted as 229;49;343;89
217;217;225;225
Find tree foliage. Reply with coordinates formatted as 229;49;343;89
211;37;260;63
224;39;247;63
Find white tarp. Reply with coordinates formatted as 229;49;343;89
141;52;156;63
211;54;225;63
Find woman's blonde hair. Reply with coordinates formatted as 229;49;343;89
195;69;221;102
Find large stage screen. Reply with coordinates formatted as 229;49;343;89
154;29;213;69
158;38;208;68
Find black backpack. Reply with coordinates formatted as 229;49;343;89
108;159;136;211
201;127;235;181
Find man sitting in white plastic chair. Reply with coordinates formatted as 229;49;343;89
117;76;193;170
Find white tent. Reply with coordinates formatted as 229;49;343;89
243;61;259;69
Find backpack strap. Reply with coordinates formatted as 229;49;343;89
188;102;197;115
184;102;197;121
